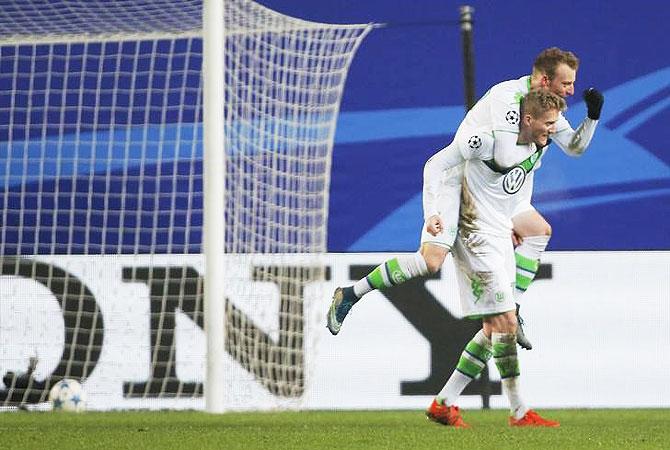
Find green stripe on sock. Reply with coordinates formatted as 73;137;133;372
515;253;539;272
493;338;520;379
493;342;515;358
465;341;492;363
366;267;386;290
456;355;483;378
385;258;408;285
516;273;533;291
494;355;520;379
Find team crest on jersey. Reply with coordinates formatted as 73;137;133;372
468;135;482;149
502;166;526;194
505;110;519;125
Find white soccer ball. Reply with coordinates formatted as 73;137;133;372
49;379;86;412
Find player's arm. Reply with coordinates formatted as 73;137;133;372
423;132;491;235
422;141;466;227
552;88;604;156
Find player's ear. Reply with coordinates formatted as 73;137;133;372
540;75;550;88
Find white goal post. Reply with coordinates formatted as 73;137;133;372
0;0;372;411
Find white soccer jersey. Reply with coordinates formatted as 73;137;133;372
456;75;598;158
422;75;599;244
424;129;543;238
461;133;543;237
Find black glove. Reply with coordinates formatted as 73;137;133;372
583;88;604;120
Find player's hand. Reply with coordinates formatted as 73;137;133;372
426;215;444;236
512;230;523;247
583;88;604;120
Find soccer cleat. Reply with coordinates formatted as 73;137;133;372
425;399;470;428
509;409;560;427
516;303;533;350
326;286;358;335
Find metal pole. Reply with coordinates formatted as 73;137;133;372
459;5;476;111
203;0;226;413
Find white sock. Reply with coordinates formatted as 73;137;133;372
492;332;528;419
436;372;471;406
502;376;529;419
436;329;492;405
353;252;428;298
514;235;550;302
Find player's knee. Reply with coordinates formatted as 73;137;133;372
484;310;518;334
423;254;444;274
535;214;552;236
505;314;518;334
420;245;447;274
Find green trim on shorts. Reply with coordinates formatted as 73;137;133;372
465;309;515;320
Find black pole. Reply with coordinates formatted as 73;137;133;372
459;5;476;111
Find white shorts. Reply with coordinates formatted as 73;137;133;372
452;232;516;319
420;166;463;249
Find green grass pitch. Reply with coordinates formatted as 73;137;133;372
3;409;669;449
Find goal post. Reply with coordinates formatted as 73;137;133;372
0;0;372;411
202;0;226;414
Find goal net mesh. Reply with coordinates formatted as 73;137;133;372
0;0;371;410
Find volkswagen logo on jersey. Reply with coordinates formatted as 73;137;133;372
502;166;526;194
505;110;519;125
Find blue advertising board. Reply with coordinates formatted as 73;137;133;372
1;1;668;252
260;0;670;251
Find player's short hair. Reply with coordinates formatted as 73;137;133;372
520;90;566;118
532;47;579;79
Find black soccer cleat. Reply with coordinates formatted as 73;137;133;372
516;303;533;350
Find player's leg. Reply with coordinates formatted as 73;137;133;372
480;237;558;428
427;327;490;427
427;232;512;427
511;207;551;350
486;313;559;427
326;243;446;335
510;172;550;349
483;310;528;418
327;172;462;335
512;208;551;295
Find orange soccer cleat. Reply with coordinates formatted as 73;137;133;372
509;409;560;427
425;399;470;428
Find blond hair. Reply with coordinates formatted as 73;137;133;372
532;47;579;79
521;90;566;118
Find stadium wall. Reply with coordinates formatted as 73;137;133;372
3;251;668;410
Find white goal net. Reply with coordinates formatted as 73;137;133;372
0;0;371;410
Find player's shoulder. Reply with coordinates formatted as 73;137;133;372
457;127;495;158
486;75;529;103
480;76;528;130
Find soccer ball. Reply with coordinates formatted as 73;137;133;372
49;379;86;412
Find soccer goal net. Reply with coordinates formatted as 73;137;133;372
0;0;371;411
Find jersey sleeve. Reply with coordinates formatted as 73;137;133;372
551;114;599;156
422;131;493;220
423;142;465;220
489;96;521;134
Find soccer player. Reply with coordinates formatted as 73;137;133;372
424;90;566;427
459;48;603;349
327;47;604;350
